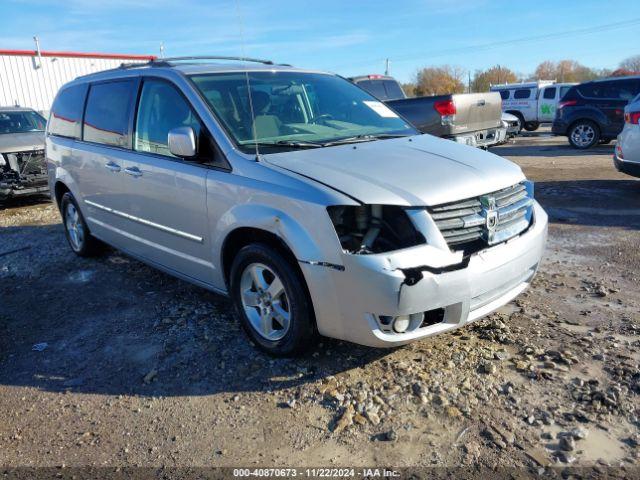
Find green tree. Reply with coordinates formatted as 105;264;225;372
471;65;518;92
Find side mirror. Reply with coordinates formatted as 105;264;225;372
168;127;196;158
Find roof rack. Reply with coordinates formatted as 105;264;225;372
117;55;278;71
158;55;274;65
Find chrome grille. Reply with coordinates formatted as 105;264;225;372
429;182;534;250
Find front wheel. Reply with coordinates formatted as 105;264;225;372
524;122;539;131
230;244;316;356
568;120;600;149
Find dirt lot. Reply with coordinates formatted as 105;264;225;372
1;131;639;475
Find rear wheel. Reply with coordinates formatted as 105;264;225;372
61;192;102;257
524;122;539;131
568;120;600;149
230;243;316;356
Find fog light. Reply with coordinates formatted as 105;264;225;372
392;313;423;333
392;315;410;333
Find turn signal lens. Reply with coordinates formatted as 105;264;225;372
625;111;640;124
558;100;577;109
434;99;456;116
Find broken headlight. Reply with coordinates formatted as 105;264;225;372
327;205;426;254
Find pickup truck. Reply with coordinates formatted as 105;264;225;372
349;75;506;148
490;81;577;131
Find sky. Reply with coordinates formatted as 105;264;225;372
2;0;640;83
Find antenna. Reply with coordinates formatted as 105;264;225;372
234;0;260;161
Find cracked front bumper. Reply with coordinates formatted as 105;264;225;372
301;202;548;348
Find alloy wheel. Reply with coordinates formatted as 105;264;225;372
239;263;291;341
65;203;84;251
571;124;596;147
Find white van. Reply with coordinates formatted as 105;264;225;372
491;81;576;131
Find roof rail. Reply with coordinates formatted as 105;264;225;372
152;56;275;66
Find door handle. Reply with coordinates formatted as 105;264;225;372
104;161;121;173
124;166;143;177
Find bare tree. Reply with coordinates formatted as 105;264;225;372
414;66;465;96
533;60;598;83
619;55;640;72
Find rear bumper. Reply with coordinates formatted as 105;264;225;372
302;202;548;348
448;127;507;148
613;153;640;178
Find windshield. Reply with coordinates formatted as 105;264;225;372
190;71;417;152
0;110;46;134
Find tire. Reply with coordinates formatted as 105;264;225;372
524;122;539;132
568;120;600;149
60;192;102;257
230;243;316;356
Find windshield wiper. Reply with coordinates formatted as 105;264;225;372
242;140;324;149
321;133;411;147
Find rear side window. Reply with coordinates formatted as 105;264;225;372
499;90;510;100
559;86;572;99
83;80;136;148
577;80;640;100
543;87;556;100
356;80;388;100
383;80;405;100
514;89;531;99
134;79;202;158
49;84;88;139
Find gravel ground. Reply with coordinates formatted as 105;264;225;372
0;130;638;476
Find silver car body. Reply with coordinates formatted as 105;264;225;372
614;95;640;178
0;107;48;200
47;62;547;347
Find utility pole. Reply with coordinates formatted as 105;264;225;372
384;58;390;76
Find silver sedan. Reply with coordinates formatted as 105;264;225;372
614;94;640;178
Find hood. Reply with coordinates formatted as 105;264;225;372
0;132;46;153
263;134;525;206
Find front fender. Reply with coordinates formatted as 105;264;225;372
210;201;344;285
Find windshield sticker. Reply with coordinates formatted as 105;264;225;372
363;101;399;118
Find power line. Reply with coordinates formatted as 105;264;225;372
330;17;640;71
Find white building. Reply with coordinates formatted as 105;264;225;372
0;49;154;113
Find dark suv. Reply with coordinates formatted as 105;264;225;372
552;76;640;149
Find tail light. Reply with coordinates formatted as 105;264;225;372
616;144;624;159
558;100;577;109
434;99;456;116
625;111;640;124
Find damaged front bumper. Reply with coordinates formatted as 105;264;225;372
301;201;547;347
0;174;49;201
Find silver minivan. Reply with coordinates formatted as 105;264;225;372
47;57;548;355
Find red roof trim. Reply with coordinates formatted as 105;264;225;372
0;49;156;61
